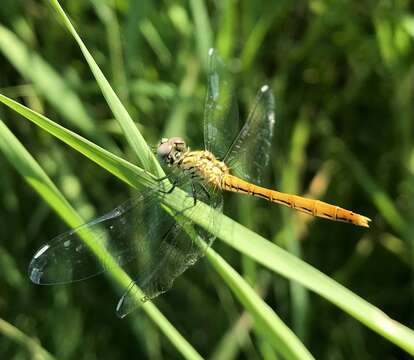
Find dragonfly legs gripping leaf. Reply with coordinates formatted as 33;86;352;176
154;175;178;194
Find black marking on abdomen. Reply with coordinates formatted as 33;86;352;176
232;183;248;193
275;199;291;206
254;193;270;200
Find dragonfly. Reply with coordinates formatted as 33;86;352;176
29;48;371;318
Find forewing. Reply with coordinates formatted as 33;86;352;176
224;85;275;184
203;48;239;159
28;188;173;285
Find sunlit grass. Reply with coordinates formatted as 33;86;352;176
0;0;413;359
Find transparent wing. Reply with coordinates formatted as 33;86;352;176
224;85;275;184
116;183;222;317
203;48;239;160
28;187;176;285
29;179;222;317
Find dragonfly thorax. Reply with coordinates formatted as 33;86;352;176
156;137;229;188
180;150;230;188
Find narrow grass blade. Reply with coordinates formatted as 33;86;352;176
209;312;253;360
216;0;237;59
0;318;55;360
0;120;203;360
279;113;311;340
241;13;275;72
0;24;115;151
335;139;407;234
189;0;213;69
163;55;200;137
0;120;82;228
0;94;152;189
206;248;315;360
139;19;172;66
90;0;130;103
48;0;161;176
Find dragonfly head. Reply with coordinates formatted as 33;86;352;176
157;137;188;165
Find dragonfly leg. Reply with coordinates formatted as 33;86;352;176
155;174;171;182
157;178;177;194
191;183;198;206
198;183;211;200
189;182;210;206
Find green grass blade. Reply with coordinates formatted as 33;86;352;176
0;318;55;360
241;13;275;72
47;0;161;176
0;24;92;132
0;121;82;228
0;94;152;189
139;19;172;66
279;113;311;340
90;0;130;103
189;0;213;69
335;139;407;234
216;0;237;59
206;248;315;360
0;120;203;360
0;24;116;151
163;55;200;137
402;15;414;38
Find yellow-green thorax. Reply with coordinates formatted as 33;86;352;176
178;150;230;188
156;137;229;188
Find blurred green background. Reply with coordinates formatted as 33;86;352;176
0;0;413;359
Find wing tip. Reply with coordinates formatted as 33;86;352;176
260;84;270;93
115;298;127;319
28;265;43;284
28;251;47;284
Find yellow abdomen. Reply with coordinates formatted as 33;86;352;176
221;174;371;227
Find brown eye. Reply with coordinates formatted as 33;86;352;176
177;142;185;151
156;142;172;158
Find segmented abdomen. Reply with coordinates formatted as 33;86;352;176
221;174;371;227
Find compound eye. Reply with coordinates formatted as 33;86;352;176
170;137;186;151
177;143;186;151
156;141;172;158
